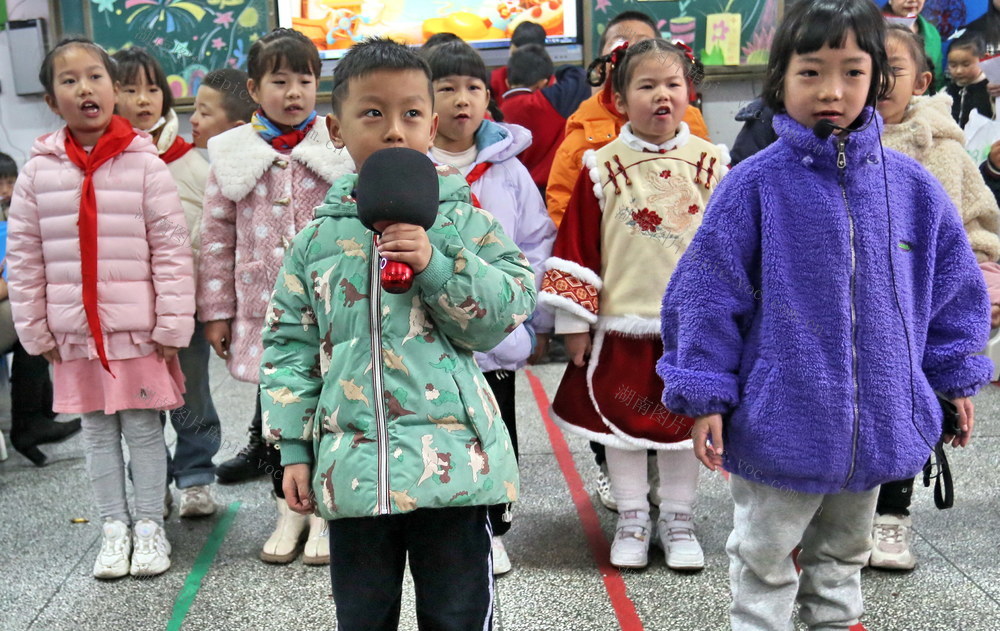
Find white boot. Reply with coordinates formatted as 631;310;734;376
260;494;308;564
302;514;330;566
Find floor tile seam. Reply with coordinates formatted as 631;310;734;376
24;531;101;630
911;526;1000;610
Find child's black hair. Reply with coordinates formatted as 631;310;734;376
111;47;174;117
247;28;321;84
38;37;116;98
201;68;257;123
949;29;985;59
761;0;892;113
0;152;17;179
331;37;433;116
886;24;930;76
608;38;702;101
507;44;553;87
424;40;504;121
511;21;547;48
422;32;463;52
598;10;657;54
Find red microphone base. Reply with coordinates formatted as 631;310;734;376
381;260;414;294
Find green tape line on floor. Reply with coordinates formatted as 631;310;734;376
166;501;241;631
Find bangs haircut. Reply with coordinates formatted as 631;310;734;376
508;44;553;87
330;37;433;115
886;25;929;76
0;152;17;179
112;47;174;116
39;37;116;98
762;0;891;113
202;68;257;123
424;40;489;86
949;30;985;59
611;38;700;100
248;28;321;84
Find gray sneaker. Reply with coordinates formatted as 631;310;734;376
179;485;217;518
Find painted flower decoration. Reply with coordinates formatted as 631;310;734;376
659;169;671;179
214;11;234;26
688;204;699;215
632;208;662;232
211;37;226;49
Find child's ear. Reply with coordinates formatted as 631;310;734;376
229;119;247;129
428;112;439;149
913;70;933;96
614;92;627;116
247;78;261;105
532;78;548;91
326;113;345;149
44;93;60;117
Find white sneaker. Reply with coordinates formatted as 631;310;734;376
610;510;652;569
492;536;512;575
179;485;217;518
596;463;618;512
658;512;704;570
130;519;171;577
302;514;330;566
870;514;916;570
163;486;173;520
93;519;132;579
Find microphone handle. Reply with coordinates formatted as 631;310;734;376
381;259;414;294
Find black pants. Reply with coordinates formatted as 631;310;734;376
10;342;56;421
484;370;517;537
251;393;286;498
328;506;494;631
877;476;915;517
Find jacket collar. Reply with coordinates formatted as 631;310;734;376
619;122;690;153
772;107;882;169
206;121;353;201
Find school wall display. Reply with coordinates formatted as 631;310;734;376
51;0;275;103
592;0;782;69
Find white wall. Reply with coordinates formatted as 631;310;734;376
701;75;767;150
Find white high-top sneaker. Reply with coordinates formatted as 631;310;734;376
130;519;171;577
492;536;512;575
870;514;916;570
260;494;308;564
658;512;704;571
302;514;330;566
610;510;653;569
93;519;132;579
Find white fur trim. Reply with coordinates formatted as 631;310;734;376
550;408;636;449
715;143;732;167
539;291;598;324
583;149;604;205
596;315;661;336
586;329;696;451
206;122;353;202
619;122;690;153
544;256;603;291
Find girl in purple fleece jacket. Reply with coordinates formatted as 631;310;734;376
658;1;991;629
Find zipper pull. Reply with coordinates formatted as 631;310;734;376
836;137;847;170
502;503;513;523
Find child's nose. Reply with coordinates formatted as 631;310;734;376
818;78;844;101
383;119;404;143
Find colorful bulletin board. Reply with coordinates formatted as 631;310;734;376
50;0;275;104
591;0;782;71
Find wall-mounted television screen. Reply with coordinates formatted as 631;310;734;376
276;0;580;62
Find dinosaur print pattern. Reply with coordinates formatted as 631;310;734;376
339;278;369;307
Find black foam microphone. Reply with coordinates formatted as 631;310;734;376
813;118;843;139
356;147;440;294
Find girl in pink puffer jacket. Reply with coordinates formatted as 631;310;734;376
6;39;194;579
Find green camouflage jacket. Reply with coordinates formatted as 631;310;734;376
260;167;535;520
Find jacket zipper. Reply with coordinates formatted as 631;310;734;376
370;236;391;514
837;137;861;489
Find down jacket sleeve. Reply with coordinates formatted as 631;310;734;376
197;168;238;322
922;199;993;398
6;162;55;355
259;225;322;466
657;170;761;418
142;156;196;348
415;202;537;353
510;161;556;335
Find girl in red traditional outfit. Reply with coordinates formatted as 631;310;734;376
6;38;194;578
539;39;728;570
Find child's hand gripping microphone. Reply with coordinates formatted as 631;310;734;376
355;147;440;294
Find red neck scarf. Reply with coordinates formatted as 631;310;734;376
160;135;194;164
270;116;316;151
465;162;492;208
64;115;137;375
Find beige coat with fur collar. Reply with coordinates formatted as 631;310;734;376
882;93;1000;263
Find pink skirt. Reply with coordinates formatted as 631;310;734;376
52;352;186;415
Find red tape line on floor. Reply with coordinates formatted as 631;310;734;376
526;369;645;631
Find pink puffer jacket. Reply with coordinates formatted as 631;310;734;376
6;127;195;361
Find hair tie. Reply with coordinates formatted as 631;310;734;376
674;41;695;64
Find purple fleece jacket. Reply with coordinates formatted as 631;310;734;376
658;109;992;494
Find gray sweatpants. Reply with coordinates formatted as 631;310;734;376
728;475;878;631
81;409;166;525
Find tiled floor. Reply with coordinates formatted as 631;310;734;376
1;359;998;630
